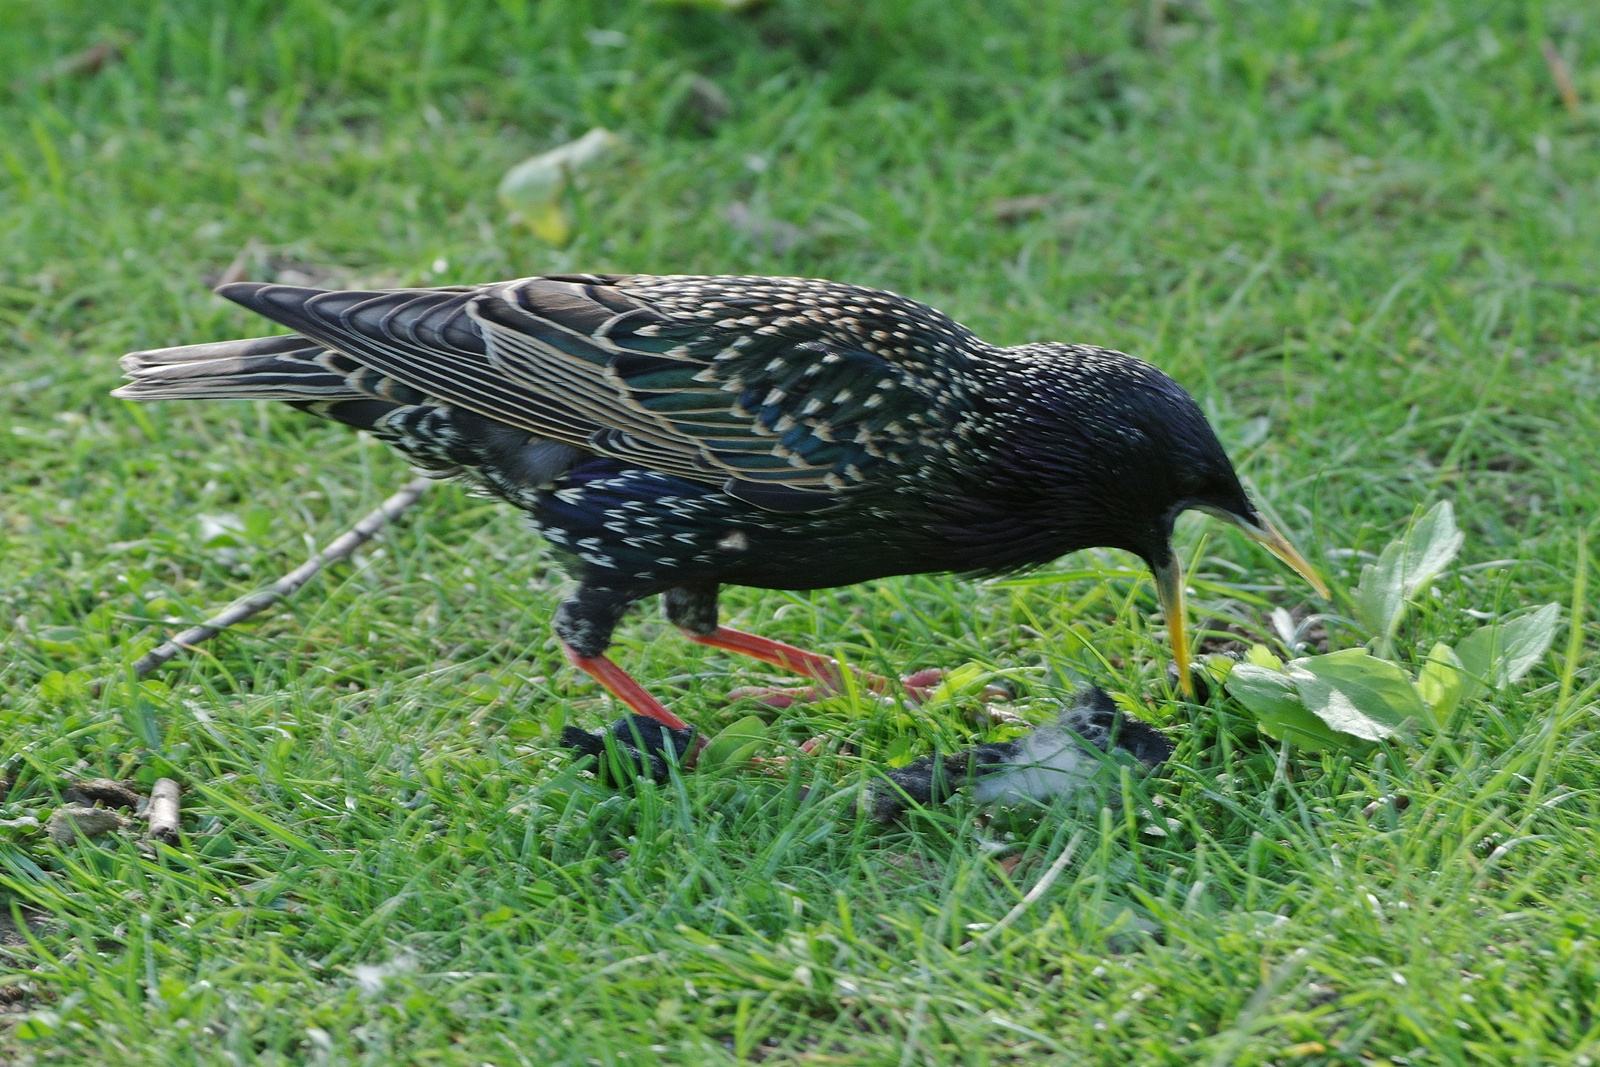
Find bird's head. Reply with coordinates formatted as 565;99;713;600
1008;346;1329;694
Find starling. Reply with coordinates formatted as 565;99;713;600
113;274;1327;734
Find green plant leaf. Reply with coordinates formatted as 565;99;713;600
31;626;85;657
38;669;82;701
14;1010;60;1041
1415;642;1464;727
1226;663;1352;752
1352;500;1463;651
498;127;618;243
1352;542;1403;639
1285;648;1428;743
1244;643;1284;670
196;512;245;548
912;661;992;709
700;714;770;770
505;719;541;742
883;734;914;768
1455;602;1561;703
243;507;275;542
1498;603;1561;684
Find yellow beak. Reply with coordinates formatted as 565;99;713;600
1152;557;1191;697
1216;511;1331;599
1156;511;1328;698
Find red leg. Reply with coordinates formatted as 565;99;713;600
683;626;947;703
683;627;870;690
562;643;692;732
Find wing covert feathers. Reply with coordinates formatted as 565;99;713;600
115;275;985;508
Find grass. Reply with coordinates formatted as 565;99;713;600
1;0;1598;1062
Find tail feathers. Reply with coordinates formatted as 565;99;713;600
112;334;422;404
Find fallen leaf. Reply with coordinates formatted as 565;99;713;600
46;804;126;845
498;128;619;243
724;201;806;254
15;34;130;92
989;194;1056;222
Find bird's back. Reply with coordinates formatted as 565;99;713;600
118;275;991;504
114;273;1194;589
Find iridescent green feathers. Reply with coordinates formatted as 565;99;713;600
119;274;992;512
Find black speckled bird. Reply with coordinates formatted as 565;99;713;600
114;274;1326;733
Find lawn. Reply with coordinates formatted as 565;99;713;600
2;0;1598;1063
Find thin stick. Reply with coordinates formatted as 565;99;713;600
969;829;1083;950
217;236;262;287
147;778;181;845
118;476;433;684
1541;38;1582;118
1557;527;1589;712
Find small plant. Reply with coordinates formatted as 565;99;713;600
1221;501;1560;752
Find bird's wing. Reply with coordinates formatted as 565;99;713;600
217;282;612;449
219;274;980;511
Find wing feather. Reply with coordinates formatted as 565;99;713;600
212;274;982;512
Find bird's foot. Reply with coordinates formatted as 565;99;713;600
725;684;819;709
747;735;829;773
727;667;1010;709
727;668;943;709
685;626;959;706
562;643;703;744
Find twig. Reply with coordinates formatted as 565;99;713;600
12;33;131;93
217;237;263;287
1143;0;1168;53
1535;280;1600;297
98;476;432;690
1541;38;1582;118
1556;527;1589;712
147;778;181;845
967;829;1083;950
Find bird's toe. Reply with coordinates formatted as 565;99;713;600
727;683;820;708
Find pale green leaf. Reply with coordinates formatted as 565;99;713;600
1499;602;1561;684
1455;603;1561;702
1226;664;1352;752
1352;501;1463;647
1398;501;1465;598
919;662;989;705
700;714;770;769
884;735;914;768
1244;643;1284;670
1415;642;1464;727
1285;648;1428;743
14;1011;59;1041
497;127;618;208
1353;541;1406;640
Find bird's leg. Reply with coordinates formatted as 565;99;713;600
662;585;939;707
556;584;692;733
560;646;691;732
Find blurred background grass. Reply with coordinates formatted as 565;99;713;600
1;1;1598;1063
